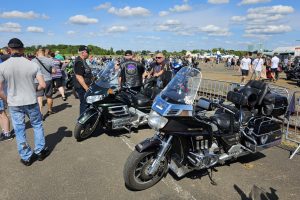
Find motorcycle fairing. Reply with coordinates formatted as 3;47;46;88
152;95;193;117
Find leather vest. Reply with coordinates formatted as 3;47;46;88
121;60;142;88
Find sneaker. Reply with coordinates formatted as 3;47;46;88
20;154;37;166
62;96;67;101
36;148;50;161
0;133;15;141
47;110;55;115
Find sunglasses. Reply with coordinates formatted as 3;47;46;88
125;54;132;56
156;57;163;59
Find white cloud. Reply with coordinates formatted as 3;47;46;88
67;30;76;35
248;5;294;15
136;35;161;40
27;26;44;33
245;24;292;34
238;0;271;6
0;22;21;32
208;0;229;4
0;10;48;19
232;5;294;37
108;6;150;17
176;31;194;36
159;11;169;17
169;4;192;12
69;15;98;25
199;24;231;36
155;19;182;32
94;2;111;10
106;26;128;33
231;16;247;23
48;32;54;36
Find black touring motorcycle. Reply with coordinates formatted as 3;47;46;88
123;67;288;191
74;61;161;141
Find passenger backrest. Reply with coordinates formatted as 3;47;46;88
244;80;269;105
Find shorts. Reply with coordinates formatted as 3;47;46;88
255;71;261;78
36;80;53;98
53;77;64;88
0;99;6;111
271;68;277;73
241;69;249;76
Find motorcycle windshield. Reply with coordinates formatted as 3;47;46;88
95;61;120;88
161;67;201;105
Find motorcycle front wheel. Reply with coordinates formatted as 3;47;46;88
74;114;100;142
123;149;168;191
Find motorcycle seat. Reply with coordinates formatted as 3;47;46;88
210;112;239;133
136;93;151;107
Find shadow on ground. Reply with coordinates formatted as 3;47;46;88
46;126;72;152
234;184;279;200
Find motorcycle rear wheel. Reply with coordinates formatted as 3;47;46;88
74;115;99;142
123;149;168;191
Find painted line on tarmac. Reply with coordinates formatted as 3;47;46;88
121;136;197;200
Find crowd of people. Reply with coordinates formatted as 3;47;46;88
0;37;296;166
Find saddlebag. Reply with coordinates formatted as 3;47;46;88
262;93;288;117
246;117;282;146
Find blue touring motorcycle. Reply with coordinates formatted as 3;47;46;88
123;67;288;191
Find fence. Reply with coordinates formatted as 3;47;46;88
284;91;300;159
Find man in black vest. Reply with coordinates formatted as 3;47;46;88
119;50;144;92
74;45;93;115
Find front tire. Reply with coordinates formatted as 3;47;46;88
123;150;168;191
74;114;100;142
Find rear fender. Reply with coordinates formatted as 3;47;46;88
135;137;162;153
77;107;100;125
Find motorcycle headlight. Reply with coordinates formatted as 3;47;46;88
86;95;104;104
148;110;168;131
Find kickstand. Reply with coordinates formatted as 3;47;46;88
123;126;132;138
207;167;217;186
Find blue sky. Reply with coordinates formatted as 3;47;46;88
0;0;299;51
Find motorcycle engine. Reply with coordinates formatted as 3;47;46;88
187;140;219;169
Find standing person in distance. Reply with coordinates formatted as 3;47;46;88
252;53;264;80
32;48;55;117
271;53;280;82
74;46;92;115
0;38;49;166
240;53;252;84
119;50;144;92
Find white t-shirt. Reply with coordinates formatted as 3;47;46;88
253;58;264;72
271;56;280;69
241;58;251;70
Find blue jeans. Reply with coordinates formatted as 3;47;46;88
75;88;89;115
9;103;45;161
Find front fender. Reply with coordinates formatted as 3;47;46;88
135;137;162;153
77;107;100;125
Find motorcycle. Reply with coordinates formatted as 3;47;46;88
123;66;288;191
74;61;161;141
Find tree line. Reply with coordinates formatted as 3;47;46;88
24;44;247;57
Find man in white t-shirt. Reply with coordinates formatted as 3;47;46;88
252;53;264;80
240;53;251;84
271;53;280;82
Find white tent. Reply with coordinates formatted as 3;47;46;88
272;46;299;54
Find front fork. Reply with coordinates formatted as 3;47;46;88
147;134;173;176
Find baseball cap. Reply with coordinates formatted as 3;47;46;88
124;50;133;56
8;38;24;49
78;45;89;53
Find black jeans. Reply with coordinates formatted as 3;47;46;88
75;88;89;115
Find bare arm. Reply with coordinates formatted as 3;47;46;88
36;74;46;91
0;81;7;102
76;74;89;91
